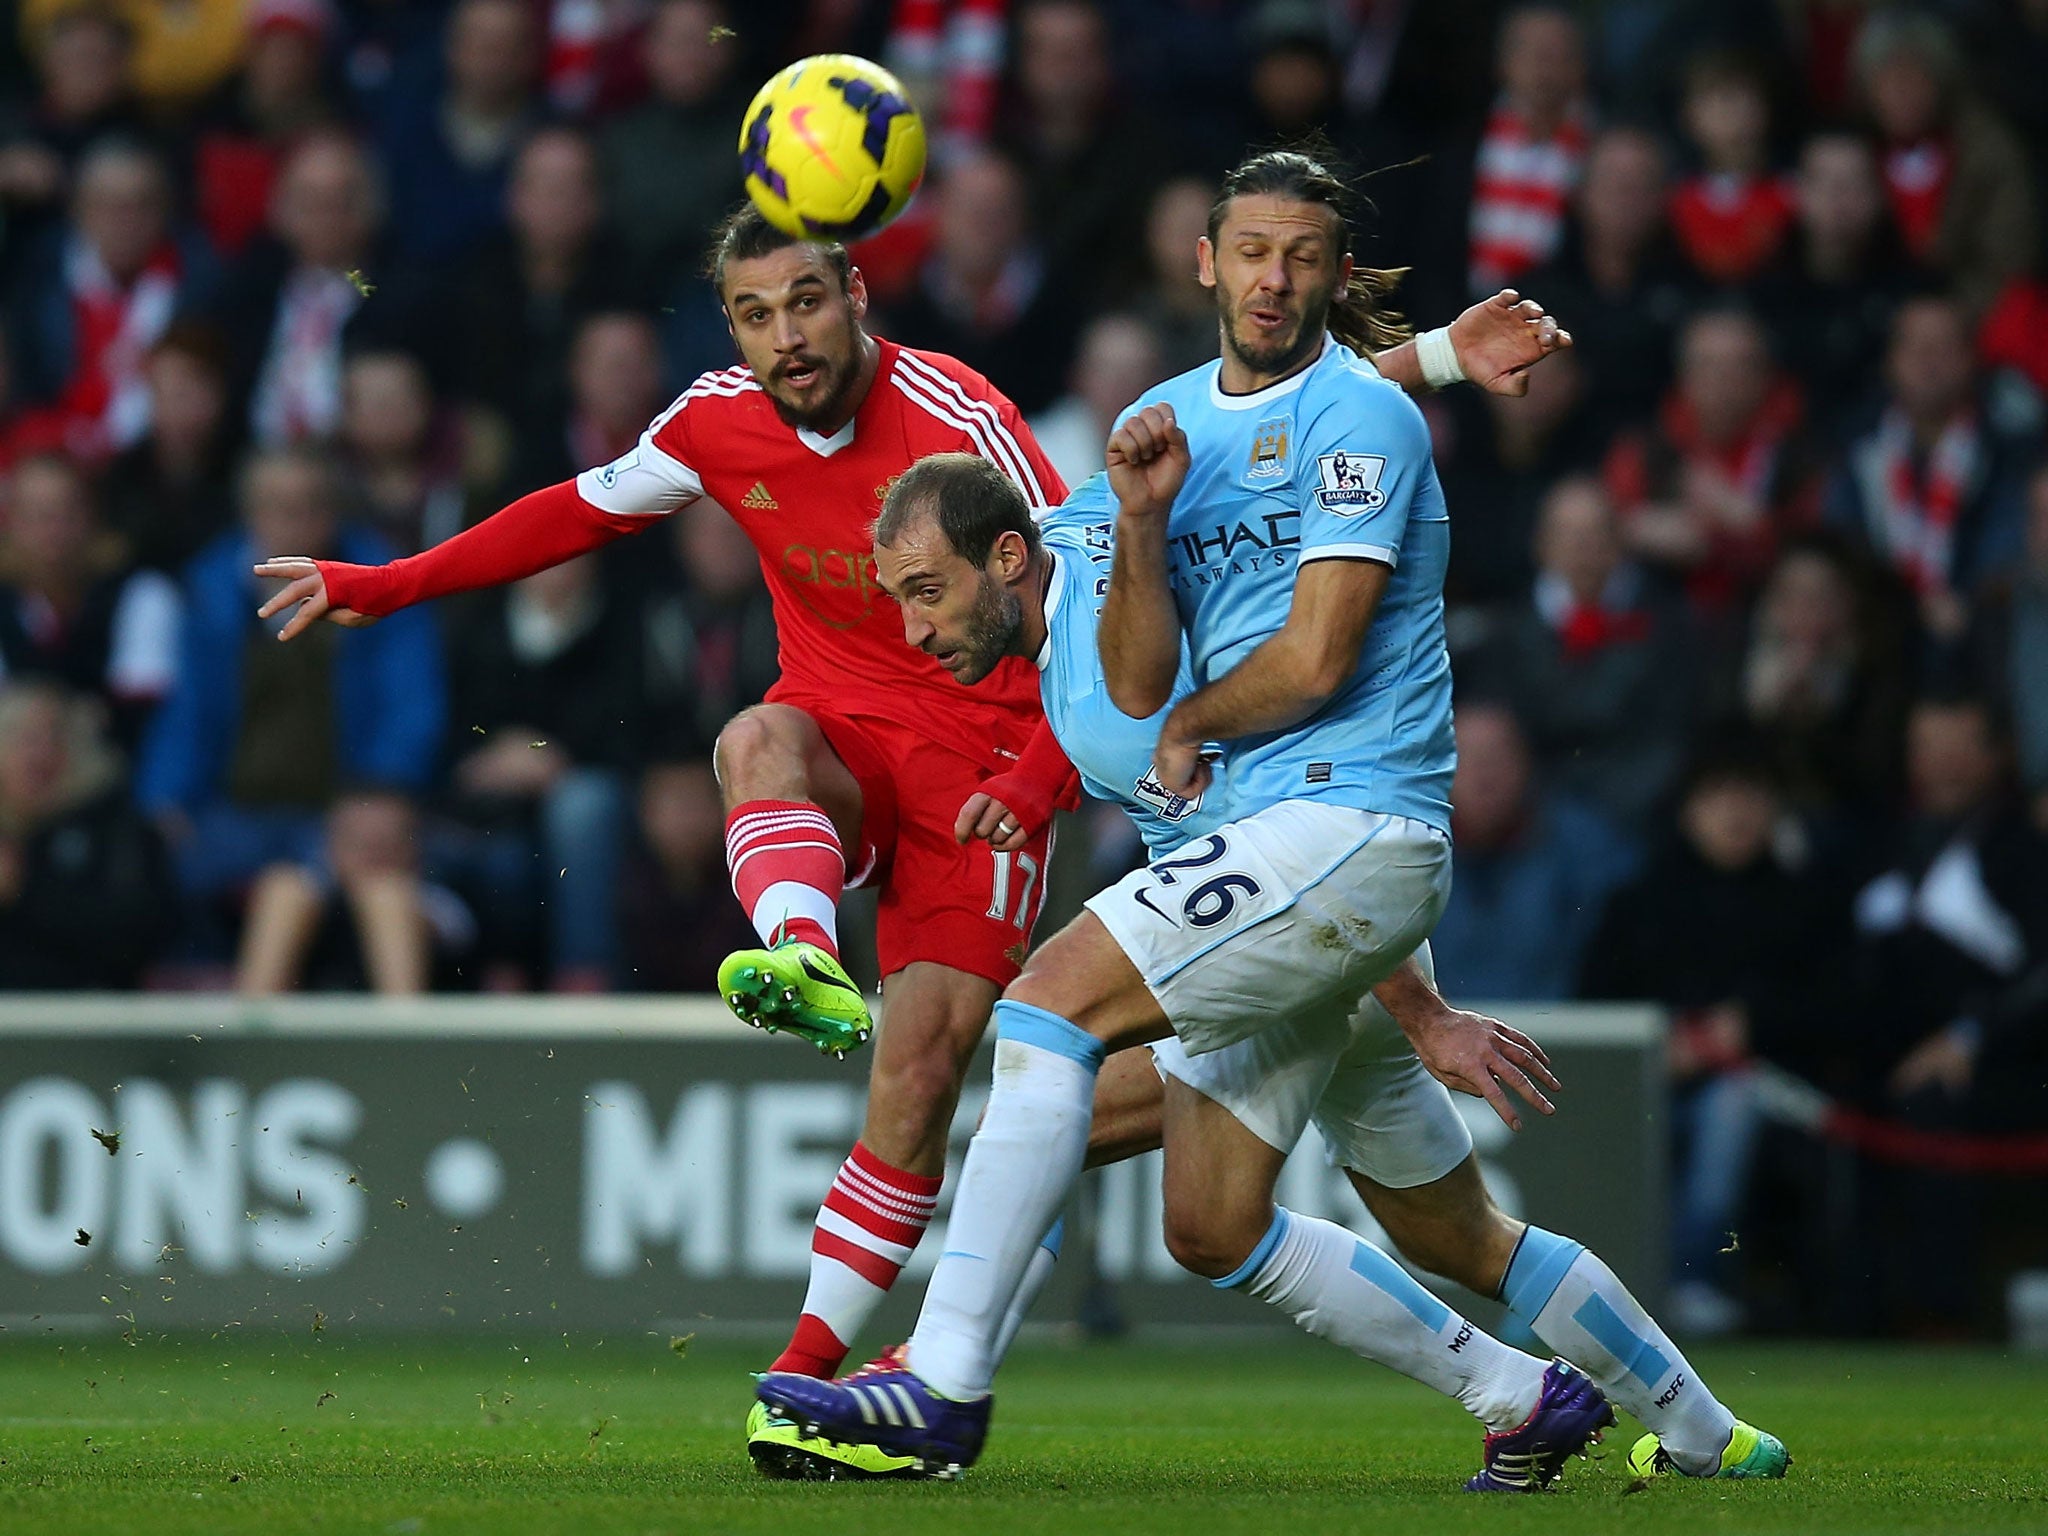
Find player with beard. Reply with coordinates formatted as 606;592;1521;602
254;200;1577;1480
760;150;1790;1487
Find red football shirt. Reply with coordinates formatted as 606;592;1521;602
571;340;1065;766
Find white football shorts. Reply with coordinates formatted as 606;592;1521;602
1148;940;1475;1189
1086;799;1452;1057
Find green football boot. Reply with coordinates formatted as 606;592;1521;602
1629;1420;1791;1479
745;1399;927;1480
717;934;872;1057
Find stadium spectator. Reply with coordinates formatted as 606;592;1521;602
1854;9;2036;319
1240;1;1347;152
1582;748;1837;1335
1464;4;1590;299
0;6;145;254
1435;344;1600;606
1133;175;1219;377
1754;130;1912;448
1028;312;1163;488
1471;474;1694;830
236;785;473;994
446;125;640;452
513;307;662;491
0;678;173;988
0;451;179;745
440;553;637;989
1828;294;2033;644
539;0;644;117
339;348;499;556
135;445;444;924
190;0;344;259
994;0;1168;307
18;0;247;112
99;323;238;574
1668;50;1794;286
7;139;215;460
1719;535;1911;837
1525;126;1692;443
879;147;1076;417
599;0;744;292
1604;307;1821;619
1849;693;2048;1333
1428;699;1636;1000
372;0;545;265
626;500;778;761
218;131;420;448
617;757;759;992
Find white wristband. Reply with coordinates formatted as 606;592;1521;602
1417;326;1465;389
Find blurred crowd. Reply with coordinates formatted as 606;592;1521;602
0;0;2044;1336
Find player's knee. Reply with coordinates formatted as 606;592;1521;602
714;706;805;787
1161;1204;1263;1281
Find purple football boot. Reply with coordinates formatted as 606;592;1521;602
1464;1358;1615;1492
756;1352;993;1478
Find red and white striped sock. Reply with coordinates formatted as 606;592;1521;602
769;1142;942;1377
725;800;844;959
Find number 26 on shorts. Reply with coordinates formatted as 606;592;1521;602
1134;835;1265;930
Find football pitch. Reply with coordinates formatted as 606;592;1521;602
1;1333;2040;1536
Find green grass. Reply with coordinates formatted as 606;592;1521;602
0;1333;2041;1535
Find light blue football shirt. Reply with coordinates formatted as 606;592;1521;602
1036;475;1228;856
1116;337;1455;832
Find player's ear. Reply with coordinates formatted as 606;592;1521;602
847;265;869;319
1196;236;1217;290
994;529;1029;582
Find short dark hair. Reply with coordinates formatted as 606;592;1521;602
704;201;852;295
875;453;1041;567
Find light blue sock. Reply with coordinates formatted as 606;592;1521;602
908;1002;1101;1400
1225;1208;1546;1431
992;1217;1064;1365
1501;1225;1734;1472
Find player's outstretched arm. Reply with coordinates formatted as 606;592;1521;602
255;479;655;640
1100;404;1188;718
1369;290;1570;399
1150;556;1389;799
1373;956;1560;1132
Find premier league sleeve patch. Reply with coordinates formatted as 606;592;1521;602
1313;451;1388;515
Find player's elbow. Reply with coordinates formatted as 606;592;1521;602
1102;647;1175;718
1290;639;1355;705
1107;672;1173;719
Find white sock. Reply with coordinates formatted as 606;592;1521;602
1502;1225;1735;1474
991;1218;1063;1365
1230;1208;1546;1432
907;1003;1101;1400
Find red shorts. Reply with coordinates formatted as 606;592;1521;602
809;708;1051;987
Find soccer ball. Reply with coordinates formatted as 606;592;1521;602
738;54;927;242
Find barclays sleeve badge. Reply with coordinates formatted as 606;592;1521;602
1313;451;1387;515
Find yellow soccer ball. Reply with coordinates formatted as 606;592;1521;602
738;54;927;241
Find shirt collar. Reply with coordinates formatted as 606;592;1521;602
1205;334;1331;412
1035;550;1067;671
